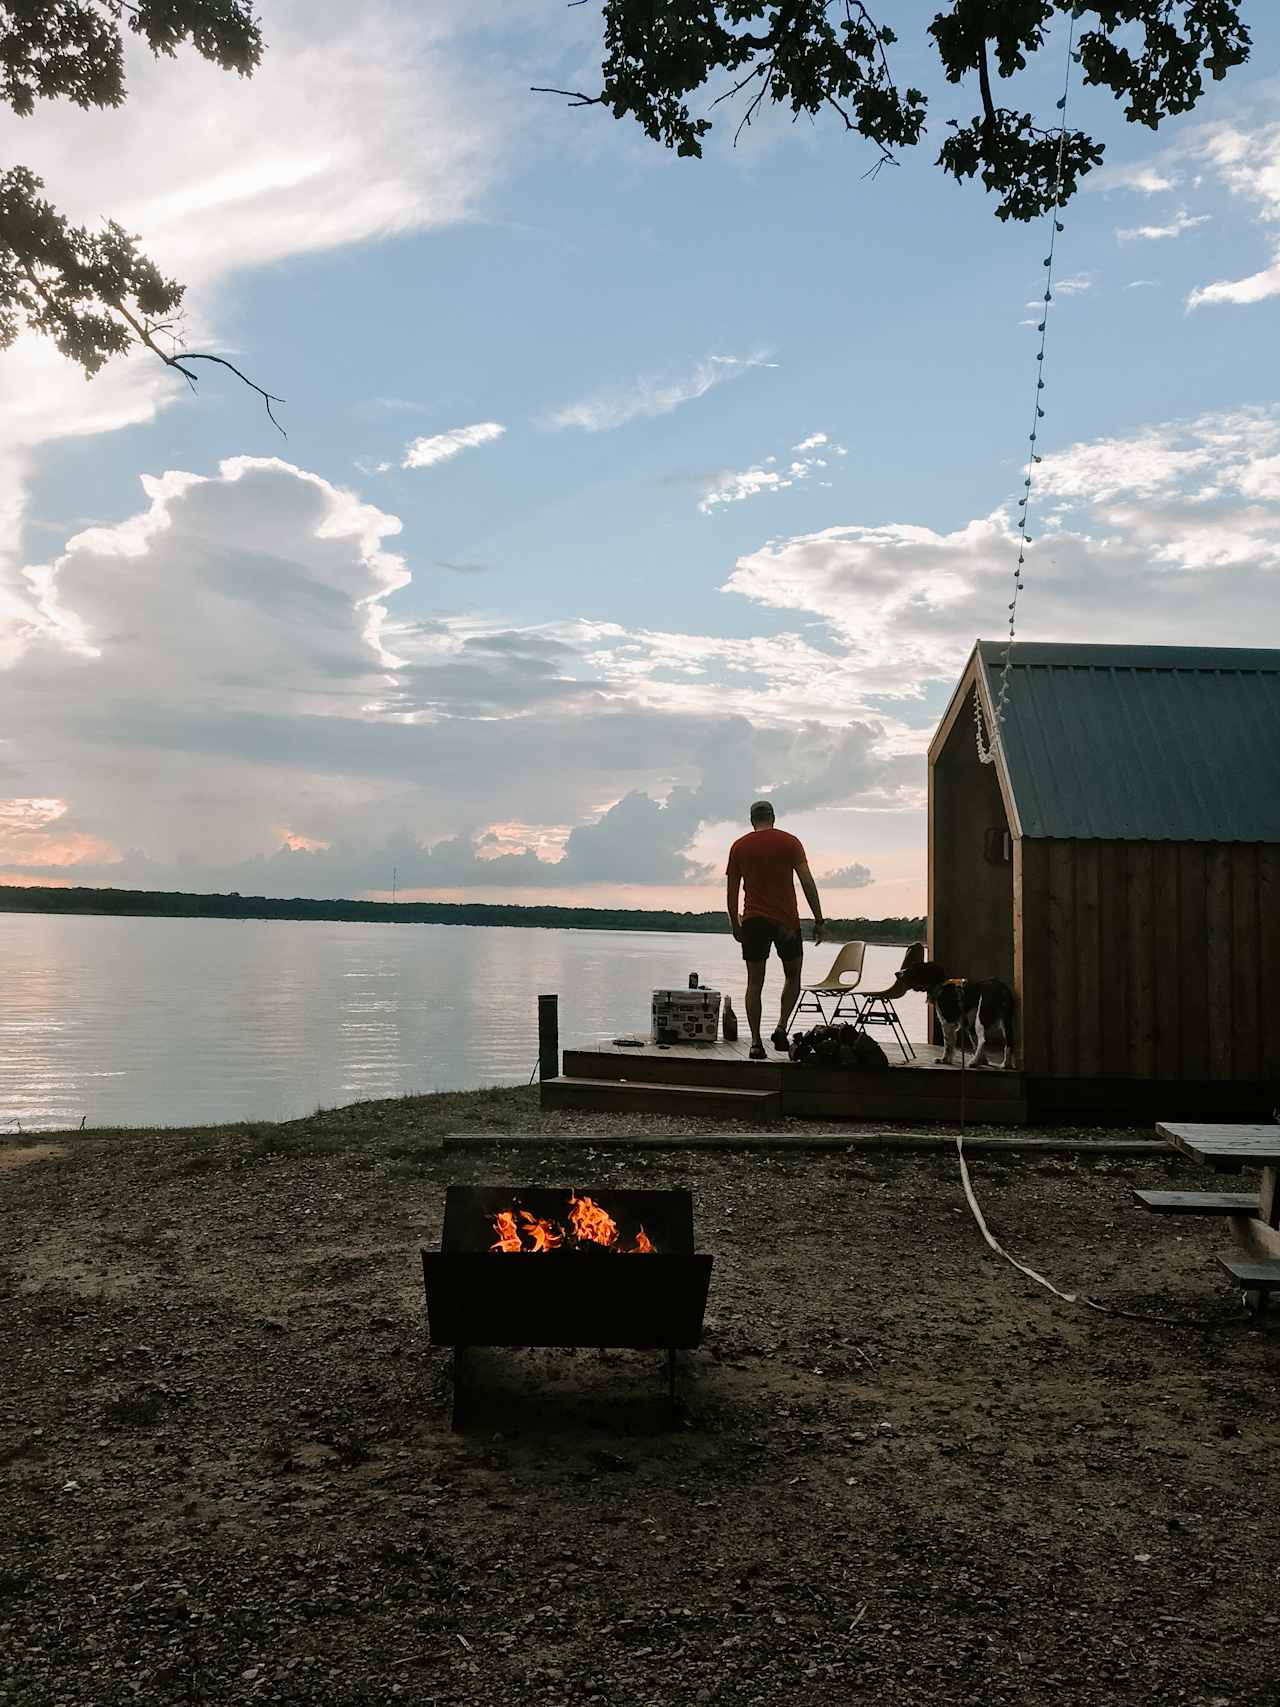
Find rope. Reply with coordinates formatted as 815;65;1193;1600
954;1129;1232;1330
976;5;1080;766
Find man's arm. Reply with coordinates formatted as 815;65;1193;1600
796;861;825;945
726;866;741;940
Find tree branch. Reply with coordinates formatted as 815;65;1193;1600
530;85;607;109
977;34;996;127
112;297;286;436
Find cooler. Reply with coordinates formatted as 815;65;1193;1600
651;987;721;1044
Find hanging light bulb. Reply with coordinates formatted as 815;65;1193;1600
976;6;1077;770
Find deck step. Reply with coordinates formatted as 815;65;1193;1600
1133;1189;1259;1216
1217;1255;1280;1291
541;1076;779;1123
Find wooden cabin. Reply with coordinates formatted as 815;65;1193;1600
930;642;1280;1110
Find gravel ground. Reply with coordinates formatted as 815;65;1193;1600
2;1086;1279;1706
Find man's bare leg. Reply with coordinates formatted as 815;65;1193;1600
778;957;802;1040
745;960;767;1050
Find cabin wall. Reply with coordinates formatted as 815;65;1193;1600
1018;838;1280;1080
928;686;1015;989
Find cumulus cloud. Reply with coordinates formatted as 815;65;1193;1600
9;405;1280;899
402;422;506;469
1;457;915;895
543;353;776;433
820;863;873;888
720;409;1280;694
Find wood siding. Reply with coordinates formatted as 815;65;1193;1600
929;685;1015;985
1018;838;1279;1080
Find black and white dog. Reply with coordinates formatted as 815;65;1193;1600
893;943;1017;1070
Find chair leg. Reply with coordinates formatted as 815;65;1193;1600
890;1007;915;1060
797;993;833;1028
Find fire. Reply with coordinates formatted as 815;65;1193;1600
569;1192;618;1248
519;1210;564;1253
490;1210;522;1253
487;1194;657;1253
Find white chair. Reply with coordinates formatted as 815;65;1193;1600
791;941;866;1026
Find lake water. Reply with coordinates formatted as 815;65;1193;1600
0;914;927;1131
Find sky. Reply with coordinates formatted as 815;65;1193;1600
3;0;1280;916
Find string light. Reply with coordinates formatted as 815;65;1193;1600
976;5;1080;766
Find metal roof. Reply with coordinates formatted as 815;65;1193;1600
974;642;1280;842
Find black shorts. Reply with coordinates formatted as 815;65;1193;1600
740;917;803;965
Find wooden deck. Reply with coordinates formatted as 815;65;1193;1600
541;1035;1280;1127
545;1035;1028;1125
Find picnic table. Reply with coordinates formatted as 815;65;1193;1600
1152;1123;1280;1307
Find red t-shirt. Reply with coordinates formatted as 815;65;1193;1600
726;828;807;929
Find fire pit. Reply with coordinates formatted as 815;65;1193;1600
421;1185;714;1425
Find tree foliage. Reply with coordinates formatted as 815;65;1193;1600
0;884;927;943
0;2;279;417
541;1;1251;221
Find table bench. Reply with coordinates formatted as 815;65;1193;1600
1153;1123;1280;1310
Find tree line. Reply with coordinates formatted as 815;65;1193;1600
0;885;925;944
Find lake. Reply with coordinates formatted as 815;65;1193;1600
0;914;927;1130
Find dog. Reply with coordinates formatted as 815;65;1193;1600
893;943;1017;1069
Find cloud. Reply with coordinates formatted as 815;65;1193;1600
402;423;506;469
1189;259;1280;310
720;407;1280;697
1101;119;1280;311
2;457;917;896
0;0;509;585
1053;274;1094;295
699;433;844;513
1117;209;1210;241
0;3;502;292
700;464;800;512
359;397;431;416
1124;279;1160;290
543;353;776;433
10;408;1280;900
1091;164;1180;195
820;863;873;888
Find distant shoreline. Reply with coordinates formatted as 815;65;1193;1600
0;884;925;944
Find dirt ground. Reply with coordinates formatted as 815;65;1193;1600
2;1087;1279;1706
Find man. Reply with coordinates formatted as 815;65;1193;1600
725;800;825;1060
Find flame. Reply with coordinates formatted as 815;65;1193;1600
490;1209;522;1253
488;1194;654;1253
569;1191;618;1248
519;1210;564;1253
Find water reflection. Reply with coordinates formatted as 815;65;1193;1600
0;915;926;1130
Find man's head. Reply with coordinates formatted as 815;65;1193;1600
749;799;776;828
